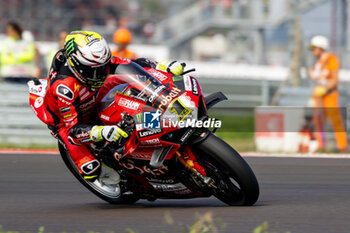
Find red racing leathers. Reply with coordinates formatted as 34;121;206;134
45;50;141;175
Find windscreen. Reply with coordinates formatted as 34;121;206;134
111;62;167;103
101;62;169;111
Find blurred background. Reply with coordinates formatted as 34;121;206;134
1;0;350;153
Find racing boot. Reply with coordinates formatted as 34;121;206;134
78;157;101;182
98;163;121;196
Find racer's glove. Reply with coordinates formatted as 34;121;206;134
156;61;185;76
90;126;128;142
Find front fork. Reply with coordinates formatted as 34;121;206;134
176;150;206;176
176;148;217;189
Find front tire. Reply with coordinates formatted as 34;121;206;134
58;143;139;204
192;133;259;206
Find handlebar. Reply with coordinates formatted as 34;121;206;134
182;68;196;76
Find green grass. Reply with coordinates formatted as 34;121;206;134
211;115;255;152
0;214;291;233
211;115;255;133
218;134;255;152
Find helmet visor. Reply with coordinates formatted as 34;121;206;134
76;63;110;88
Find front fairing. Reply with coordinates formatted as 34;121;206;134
99;62;205;123
96;63;212;198
28;78;55;126
98;62;207;152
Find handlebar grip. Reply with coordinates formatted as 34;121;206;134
182;68;196;76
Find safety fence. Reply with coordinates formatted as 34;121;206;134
3;77;350;147
0;78;281;146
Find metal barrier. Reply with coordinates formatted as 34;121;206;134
2;79;349;146
0;79;279;146
199;78;279;107
0;83;56;145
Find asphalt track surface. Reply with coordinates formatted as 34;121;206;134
1;153;350;233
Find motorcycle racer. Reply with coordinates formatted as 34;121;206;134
45;30;184;181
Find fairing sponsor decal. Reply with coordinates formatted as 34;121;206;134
56;84;74;100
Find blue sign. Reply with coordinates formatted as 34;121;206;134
143;111;161;129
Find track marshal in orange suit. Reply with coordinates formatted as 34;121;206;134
309;35;347;152
112;28;137;60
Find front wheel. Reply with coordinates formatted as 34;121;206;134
58;143;139;204
192;133;259;206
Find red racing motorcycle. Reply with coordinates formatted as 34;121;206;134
29;62;259;206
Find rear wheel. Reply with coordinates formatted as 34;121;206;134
59;143;139;204
192;133;259;206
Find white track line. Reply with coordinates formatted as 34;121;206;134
242;152;350;159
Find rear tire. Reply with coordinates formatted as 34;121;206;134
192;133;259;206
58;143;139;204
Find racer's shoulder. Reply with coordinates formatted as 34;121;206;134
50;76;83;101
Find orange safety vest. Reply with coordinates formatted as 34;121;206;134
310;53;339;91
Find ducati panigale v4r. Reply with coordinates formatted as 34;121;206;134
28;62;259;206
